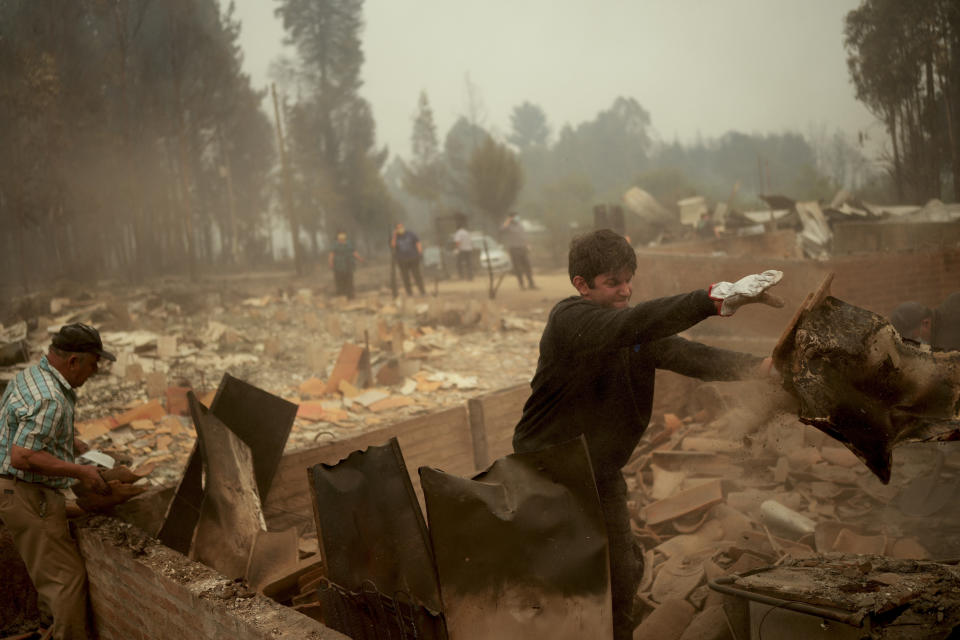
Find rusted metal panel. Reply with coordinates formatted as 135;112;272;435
316;579;446;640
711;555;960;637
419;436;612;640
190;394;266;579
208;372;299;499
308;438;444;620
246;528;300;594
158;374;297;553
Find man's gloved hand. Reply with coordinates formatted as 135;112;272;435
709;270;784;316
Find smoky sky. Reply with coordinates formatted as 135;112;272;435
233;0;878;158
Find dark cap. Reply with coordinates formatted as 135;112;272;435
51;323;116;362
889;302;931;336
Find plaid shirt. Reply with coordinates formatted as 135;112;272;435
0;355;77;489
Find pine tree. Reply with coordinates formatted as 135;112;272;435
403;91;446;209
276;0;389;243
469;135;523;228
508;102;550;151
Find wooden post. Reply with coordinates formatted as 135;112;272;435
389;226;398;298
467;397;490;470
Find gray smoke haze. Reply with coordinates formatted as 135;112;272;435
232;0;878;158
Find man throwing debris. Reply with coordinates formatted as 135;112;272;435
512;229;783;640
0;323;114;640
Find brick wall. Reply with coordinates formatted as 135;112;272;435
76;519;346;640
644;229;801;259
833;221;960;255
633;248;960;339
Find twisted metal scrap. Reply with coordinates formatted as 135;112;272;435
779;296;960;484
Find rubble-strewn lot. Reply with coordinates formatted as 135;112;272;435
2;273;547;488
625;376;960;638
4;269;959;638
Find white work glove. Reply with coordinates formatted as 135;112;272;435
708;270;784;317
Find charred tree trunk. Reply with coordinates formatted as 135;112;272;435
926;55;941;199
948;3;960;199
272;84;303;275
16;214;28;295
169;1;197;281
889;110;905;201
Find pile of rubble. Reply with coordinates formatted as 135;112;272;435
625;378;960;638
0;281;544;488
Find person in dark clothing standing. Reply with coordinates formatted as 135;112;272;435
391;222;426;296
937;292;960;350
512;229;783;640
328;231;363;299
453;220;474;281
501;212;537;289
890;293;960;351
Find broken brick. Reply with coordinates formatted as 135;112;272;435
642;478;723;526
264;338;281;358
325;343;364;394
374;360;404;386
322;407;349;422
651;555;705;603
338;379;360;398
831;528;886;555
165;386;191;416
887;537;931;559
306;345;327;375
144;371;167;400
157;335;178;359
632;598;695;640
663;413;684;432
325;315;342;338
130;419;154;432
369;396;415;413
125;363;144;383
75;416;117;440
298;377;326;397
678;605;731;640
114;399;166;424
297;401;326;422
415;377;442;393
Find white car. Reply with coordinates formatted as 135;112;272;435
468;233;512;273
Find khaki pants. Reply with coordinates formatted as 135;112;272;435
0;477;90;639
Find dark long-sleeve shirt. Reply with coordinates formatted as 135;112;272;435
933;292;960;351
513;290;762;483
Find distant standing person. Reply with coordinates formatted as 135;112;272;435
391;222;426;296
501;212;537;290
328;231;364;299
696;211;719;239
890;293;960;351
453;220;474;281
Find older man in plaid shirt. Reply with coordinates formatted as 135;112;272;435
0;323;113;640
